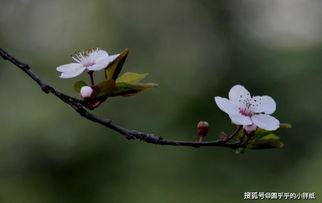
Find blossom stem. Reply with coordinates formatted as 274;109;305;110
239;133;245;145
225;125;242;143
199;136;204;142
88;71;94;85
241;135;253;147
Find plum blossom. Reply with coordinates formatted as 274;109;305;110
56;48;119;79
214;85;280;132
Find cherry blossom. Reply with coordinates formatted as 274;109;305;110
56;48;119;79
214;85;280;131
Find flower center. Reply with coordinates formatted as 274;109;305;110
237;96;257;117
72;48;100;67
83;61;95;67
239;107;253;117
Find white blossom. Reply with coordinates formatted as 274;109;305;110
56;48;119;79
214;85;280;131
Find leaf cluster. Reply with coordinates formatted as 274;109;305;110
74;49;158;108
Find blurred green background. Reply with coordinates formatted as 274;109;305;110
1;0;322;202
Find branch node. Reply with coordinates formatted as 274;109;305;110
125;134;136;140
23;64;30;70
41;85;51;93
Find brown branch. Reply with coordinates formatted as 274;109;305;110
225;125;242;143
0;48;243;149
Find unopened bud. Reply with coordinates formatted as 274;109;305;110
80;86;94;99
243;124;257;135
197;121;209;137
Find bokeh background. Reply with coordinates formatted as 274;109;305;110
1;0;322;202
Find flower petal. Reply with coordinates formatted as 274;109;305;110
88;54;120;71
91;50;109;64
228;85;251;107
251;96;276;114
59;67;85;78
92;49;109;58
252;114;280;131
229;113;252;125
106;53;120;62
214;96;239;115
56;63;82;72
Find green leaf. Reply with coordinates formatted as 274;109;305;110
74;80;87;93
258;134;280;140
105;49;129;80
251;123;290;142
250;130;280;143
247;139;284;149
251;128;272;141
109;82;158;97
116;72;148;83
92;80;116;98
248;133;283;149
279;123;292;129
254;123;291;136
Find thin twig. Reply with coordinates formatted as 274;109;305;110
225;125;242;143
240;133;253;147
0;48;243;149
88;71;94;85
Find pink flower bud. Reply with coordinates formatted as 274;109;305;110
80;86;94;99
197;121;209;137
243;124;257;135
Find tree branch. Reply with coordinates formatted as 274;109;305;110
0;48;243;149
